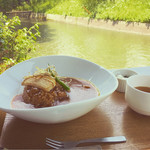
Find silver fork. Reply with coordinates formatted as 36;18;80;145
46;136;126;149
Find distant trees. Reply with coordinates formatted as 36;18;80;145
0;0;60;13
0;0;26;13
23;0;59;13
0;0;104;14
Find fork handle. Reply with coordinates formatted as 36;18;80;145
78;136;126;144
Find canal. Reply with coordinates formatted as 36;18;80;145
22;19;150;69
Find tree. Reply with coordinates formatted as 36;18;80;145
0;13;40;73
0;0;25;13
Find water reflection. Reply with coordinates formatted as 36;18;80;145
22;19;150;69
20;20;55;43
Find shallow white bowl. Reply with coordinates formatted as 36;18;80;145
0;55;118;124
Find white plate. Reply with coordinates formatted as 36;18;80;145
0;55;118;123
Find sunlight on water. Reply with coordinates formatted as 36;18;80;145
25;20;150;69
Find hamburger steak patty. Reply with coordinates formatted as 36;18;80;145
22;82;69;108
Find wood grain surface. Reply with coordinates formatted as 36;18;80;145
0;111;6;137
0;92;150;150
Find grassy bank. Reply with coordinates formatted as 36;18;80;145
47;0;150;23
16;0;150;23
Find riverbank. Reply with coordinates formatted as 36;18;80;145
6;11;46;21
6;11;150;35
47;14;150;35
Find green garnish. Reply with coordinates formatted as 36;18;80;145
55;77;70;91
47;65;70;92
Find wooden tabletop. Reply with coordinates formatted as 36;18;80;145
0;111;6;136
0;91;150;149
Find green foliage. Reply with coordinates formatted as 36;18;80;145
16;0;60;13
1;0;150;22
96;0;150;22
0;58;15;73
47;0;88;17
44;0;150;23
0;13;40;73
0;0;25;13
79;0;101;18
17;1;31;11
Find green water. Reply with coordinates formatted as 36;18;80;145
25;20;150;69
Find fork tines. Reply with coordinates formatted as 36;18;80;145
46;138;64;149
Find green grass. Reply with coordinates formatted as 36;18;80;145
47;0;88;17
46;0;150;23
95;0;150;22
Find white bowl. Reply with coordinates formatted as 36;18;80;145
0;55;118;124
125;75;150;116
113;69;138;92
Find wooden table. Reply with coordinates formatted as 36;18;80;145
0;111;6;137
0;67;150;149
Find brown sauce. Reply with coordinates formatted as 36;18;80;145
135;86;150;93
11;77;99;109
